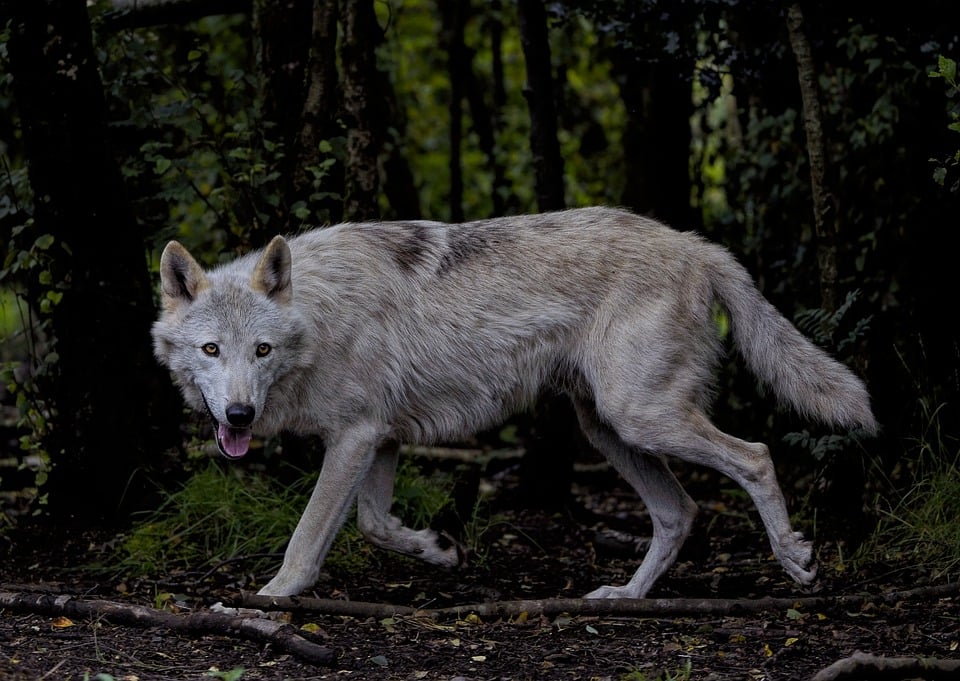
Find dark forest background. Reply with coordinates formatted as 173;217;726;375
0;0;958;572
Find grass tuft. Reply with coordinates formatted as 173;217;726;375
110;457;456;581
857;401;960;580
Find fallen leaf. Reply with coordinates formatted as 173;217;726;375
51;617;74;628
369;655;388;667
785;637;799;647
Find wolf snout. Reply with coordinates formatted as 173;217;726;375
225;403;256;427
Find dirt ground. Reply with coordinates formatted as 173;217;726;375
1;461;958;681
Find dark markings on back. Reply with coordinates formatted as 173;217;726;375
438;222;513;274
377;222;431;272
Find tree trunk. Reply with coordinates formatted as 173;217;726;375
6;0;180;522
517;0;565;211
786;3;838;319
616;60;697;230
252;0;313;241
440;0;467;222
289;0;345;228
340;0;386;221
515;0;577;508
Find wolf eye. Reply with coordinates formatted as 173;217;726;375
201;343;219;357
256;343;272;357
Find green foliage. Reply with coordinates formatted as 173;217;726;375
205;668;246;681
114;462;313;578
929;54;960;192
112;457;455;581
857;403;960;579
621;659;692;681
388;1;625;219
392;459;454;528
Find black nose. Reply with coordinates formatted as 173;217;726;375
225;403;255;427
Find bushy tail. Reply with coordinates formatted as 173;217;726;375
711;254;878;435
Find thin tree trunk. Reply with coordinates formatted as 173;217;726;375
290;0;344;228
515;0;577;508
786;3;838;319
340;0;386;221
517;0;565;211
440;0;467;222
252;0;313;241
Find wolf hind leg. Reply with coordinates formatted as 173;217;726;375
356;443;464;567
615;409;816;587
573;398;699;599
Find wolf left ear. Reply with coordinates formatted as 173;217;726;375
251;235;292;304
159;241;209;310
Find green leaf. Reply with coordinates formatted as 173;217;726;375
33;234;55;250
154;157;172;175
938;55;957;83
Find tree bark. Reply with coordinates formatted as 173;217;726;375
515;0;579;509
786;3;838;319
340;0;386;221
616;60;697;229
440;0;467;222
5;0;180;522
289;0;344;228
251;0;313;241
517;0;565;211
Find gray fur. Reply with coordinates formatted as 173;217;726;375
152;206;877;599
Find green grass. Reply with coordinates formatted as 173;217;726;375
111;457;457;580
114;462;314;578
857;402;960;579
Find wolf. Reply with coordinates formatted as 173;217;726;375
152;206;877;600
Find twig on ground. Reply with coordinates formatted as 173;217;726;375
0;590;336;666
236;581;960;621
810;651;960;681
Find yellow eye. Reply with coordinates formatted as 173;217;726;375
202;343;219;357
256;343;272;357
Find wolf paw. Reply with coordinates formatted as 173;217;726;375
583;584;646;600
778;532;817;585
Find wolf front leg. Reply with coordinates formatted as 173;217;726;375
258;425;382;597
356;443;464;566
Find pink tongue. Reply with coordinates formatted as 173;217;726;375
218;424;252;458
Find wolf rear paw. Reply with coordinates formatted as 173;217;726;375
778;532;817;586
583;584;646;599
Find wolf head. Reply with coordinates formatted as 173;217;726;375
152;236;308;458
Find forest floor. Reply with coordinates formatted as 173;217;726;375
1;458;958;681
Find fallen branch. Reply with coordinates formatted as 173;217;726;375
237;581;960;621
0;591;336;666
810;651;960;681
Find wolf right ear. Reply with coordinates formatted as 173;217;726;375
159;241;209;310
251;235;293;304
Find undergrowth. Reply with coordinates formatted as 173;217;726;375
857;401;960;580
111;457;455;581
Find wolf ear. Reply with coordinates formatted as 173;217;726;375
159;241;209;310
251;235;292;304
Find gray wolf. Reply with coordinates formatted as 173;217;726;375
152;206;877;599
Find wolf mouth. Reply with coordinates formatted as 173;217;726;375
200;392;253;459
